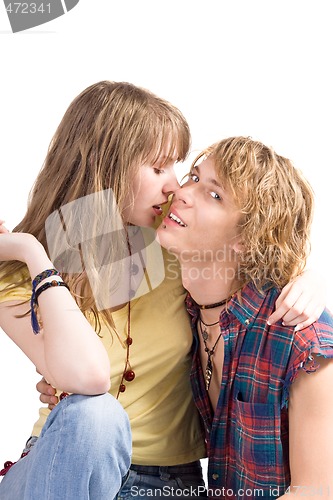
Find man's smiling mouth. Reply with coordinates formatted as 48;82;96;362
168;212;187;227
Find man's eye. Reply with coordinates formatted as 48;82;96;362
210;191;221;200
189;173;199;182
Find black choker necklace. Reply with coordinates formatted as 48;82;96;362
196;297;228;310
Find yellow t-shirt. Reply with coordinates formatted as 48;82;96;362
0;231;205;466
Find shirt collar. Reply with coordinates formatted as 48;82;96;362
186;281;278;329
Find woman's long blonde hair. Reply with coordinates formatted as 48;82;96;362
194;136;314;291
0;81;190;331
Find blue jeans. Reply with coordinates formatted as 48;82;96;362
117;462;207;499
0;393;131;499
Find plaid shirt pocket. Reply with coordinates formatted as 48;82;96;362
233;394;279;474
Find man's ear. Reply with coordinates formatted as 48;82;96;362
232;238;246;255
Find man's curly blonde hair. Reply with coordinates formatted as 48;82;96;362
194;136;314;291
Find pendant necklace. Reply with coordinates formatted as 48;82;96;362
194;293;229;390
199;317;222;391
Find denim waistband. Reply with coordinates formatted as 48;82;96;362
130;460;202;477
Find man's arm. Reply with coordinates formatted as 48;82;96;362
279;356;333;499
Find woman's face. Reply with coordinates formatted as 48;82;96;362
123;150;181;227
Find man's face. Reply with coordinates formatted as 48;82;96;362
157;156;242;264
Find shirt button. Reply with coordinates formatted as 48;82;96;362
245;318;250;325
212;473;219;480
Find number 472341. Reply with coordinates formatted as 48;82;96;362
5;3;51;14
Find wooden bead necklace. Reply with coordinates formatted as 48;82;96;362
115;230;138;398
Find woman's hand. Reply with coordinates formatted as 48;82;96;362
36;376;59;410
0;222;55;280
0;225;43;264
0;220;9;234
268;270;326;330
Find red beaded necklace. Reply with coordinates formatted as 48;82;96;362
116;300;135;397
115;229;137;398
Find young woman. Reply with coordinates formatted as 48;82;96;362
0;82;325;500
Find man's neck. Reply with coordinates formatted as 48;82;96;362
180;260;242;307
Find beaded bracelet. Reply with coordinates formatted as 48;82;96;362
35;280;70;305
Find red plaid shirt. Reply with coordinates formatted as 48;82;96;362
187;282;333;499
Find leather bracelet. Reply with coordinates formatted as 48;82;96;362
35;280;70;305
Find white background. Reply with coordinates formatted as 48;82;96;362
0;0;332;473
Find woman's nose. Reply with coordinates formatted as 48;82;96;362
162;169;181;195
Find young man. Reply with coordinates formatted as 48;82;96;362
157;136;333;500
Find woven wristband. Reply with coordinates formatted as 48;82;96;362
32;268;60;289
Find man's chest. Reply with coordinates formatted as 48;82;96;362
198;324;225;412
